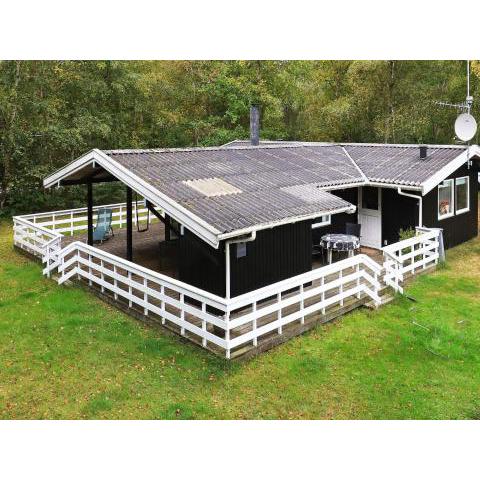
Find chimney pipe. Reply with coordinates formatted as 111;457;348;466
250;105;260;146
419;145;427;160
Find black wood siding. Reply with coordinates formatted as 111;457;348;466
422;163;479;249
178;229;225;297
229;221;312;297
381;188;418;246
179;220;313;298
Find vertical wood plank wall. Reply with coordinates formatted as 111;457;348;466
422;163;479;249
381;189;418;246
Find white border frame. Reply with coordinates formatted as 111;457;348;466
437;178;454;220
455;176;470;215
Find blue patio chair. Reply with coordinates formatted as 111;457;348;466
93;208;114;243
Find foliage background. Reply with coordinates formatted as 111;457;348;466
1;60;479;215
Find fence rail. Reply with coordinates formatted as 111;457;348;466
382;228;440;294
13;201;159;277
13;206;442;359
54;241;382;358
19;201;156;235
13;216;63;276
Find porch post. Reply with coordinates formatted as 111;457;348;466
225;241;230;299
87;179;93;246
126;186;133;261
165;213;171;241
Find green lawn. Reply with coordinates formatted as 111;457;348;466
1;220;480;419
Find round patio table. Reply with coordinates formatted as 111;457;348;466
320;233;360;264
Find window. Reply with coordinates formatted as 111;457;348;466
312;215;331;229
438;179;454;220
455;176;469;214
362;186;379;210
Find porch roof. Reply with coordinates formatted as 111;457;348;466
43;146;358;248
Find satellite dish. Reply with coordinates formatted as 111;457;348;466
455;113;477;142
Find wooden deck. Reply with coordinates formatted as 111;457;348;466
63;221;179;278
64;222;384;280
60;224;388;359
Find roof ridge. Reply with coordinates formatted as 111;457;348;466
220;139;470;149
103;144;303;155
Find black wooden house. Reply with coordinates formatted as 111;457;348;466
44;140;480;298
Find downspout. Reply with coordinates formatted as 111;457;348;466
225;231;257;299
397;187;423;227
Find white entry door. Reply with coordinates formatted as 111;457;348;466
358;187;382;249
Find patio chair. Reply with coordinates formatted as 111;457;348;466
93;208;114;243
345;222;361;254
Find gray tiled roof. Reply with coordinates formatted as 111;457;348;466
344;144;467;187
222;141;468;187
102;142;468;236
104;145;361;234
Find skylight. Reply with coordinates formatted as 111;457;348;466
183;177;242;197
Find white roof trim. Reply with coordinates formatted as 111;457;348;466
421;145;480;195
217;204;356;241
341;146;369;182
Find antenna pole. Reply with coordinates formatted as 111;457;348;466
467;60;470;98
466;60;473;115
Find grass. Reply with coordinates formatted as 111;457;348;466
1;220;480;419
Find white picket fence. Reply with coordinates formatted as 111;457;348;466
382;228;441;294
12;204;443;359
13;201;158;277
13;216;63;275
53;241;382;358
18;201;155;236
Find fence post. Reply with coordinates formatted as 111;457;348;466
45;245;51;278
300;285;305;324
321;276;326;314
339;268;344;307
253;301;258;345
113;265;118;300
225;310;231;359
128;271;132;307
160;285;165;324
411;244;415;274
277;292;282;334
88;254;92;286
422;239;426;269
100;259;104;293
356;262;361;299
180;293;185;335
144;278;148;315
202;303;207;347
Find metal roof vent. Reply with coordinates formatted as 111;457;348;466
419;145;428;160
183;177;242;197
250;105;260;146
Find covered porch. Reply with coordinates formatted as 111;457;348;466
60;211;384;280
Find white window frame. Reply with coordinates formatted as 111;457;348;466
312;215;331;229
455;176;470;215
438;179;454;220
